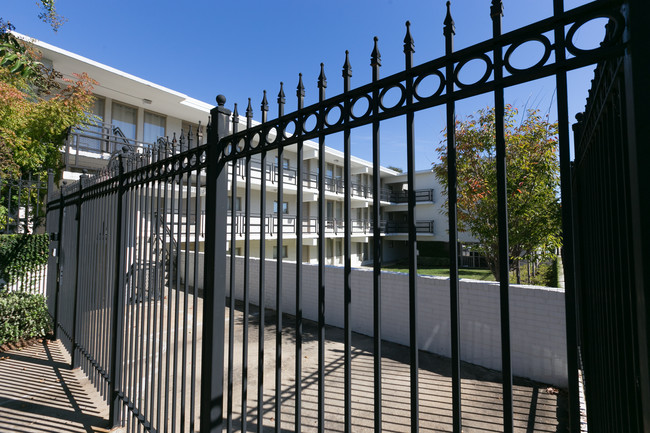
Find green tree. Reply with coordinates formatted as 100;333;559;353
434;106;562;281
0;17;95;178
0;4;94;231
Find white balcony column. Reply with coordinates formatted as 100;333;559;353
136;107;144;143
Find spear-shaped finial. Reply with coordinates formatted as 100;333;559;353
490;0;503;18
297;73;305;98
404;21;415;53
179;127;185;150
342;50;352;78
318;63;327;89
444;1;455;37
370;36;381;67
278;82;286;105
187;124;193;148
246;98;253;119
261;90;269;112
197;120;203;142
232;102;239;123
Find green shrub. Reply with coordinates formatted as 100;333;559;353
0;290;51;345
531;259;559;288
0;234;49;290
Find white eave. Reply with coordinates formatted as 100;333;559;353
13;32;213;123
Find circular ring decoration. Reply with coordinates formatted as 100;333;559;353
325;103;344;127
350;94;372;120
223;141;232;157
283;120;297;139
378;84;406;112
413;70;446;102
266;126;280;145
565;12;624;57
453;53;493;89
302;113;319;134
249;131;262;149
236;138;246;152
504;35;552;75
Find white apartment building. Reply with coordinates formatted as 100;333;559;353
23;33;465;267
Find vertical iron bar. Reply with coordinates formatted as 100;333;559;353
144;151;155;431
295;75;305;433
403;21;420;433
54;188;65;340
182;134;192;432
623;1;650;426
190;124;203;432
370;37;383;433
109;153;126;428
444;3;462;432
491;2;513;431
317;63;327;433
173;139;185;433
276;84;285;433
227;105;239;433
151;145;162;433
257;92;269;433
158;143;171;432
342;51;353;433
71;172;88;369
242;101;253;433
200;96;230;433
553;0;580;430
165;146;177;432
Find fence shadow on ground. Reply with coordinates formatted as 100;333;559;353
0;339;109;433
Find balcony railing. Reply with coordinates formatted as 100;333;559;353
63;121;156;170
218;212;434;236
386;189;435;203
380;220;435;234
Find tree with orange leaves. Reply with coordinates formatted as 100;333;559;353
434;106;562;281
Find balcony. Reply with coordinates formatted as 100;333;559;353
220;212;434;237
63;121;157;172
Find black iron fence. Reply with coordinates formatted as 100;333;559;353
571;6;650;430
0;173;49;234
44;1;650;432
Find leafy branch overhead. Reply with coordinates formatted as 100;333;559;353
0;21;95;178
434;106;562;281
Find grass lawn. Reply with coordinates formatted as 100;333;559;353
383;266;496;281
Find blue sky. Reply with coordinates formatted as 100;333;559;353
4;0;604;170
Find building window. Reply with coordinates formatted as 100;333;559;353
275;156;290;169
112;102;137;140
274;201;289;214
235;247;242;256
81;96;105;151
144;111;165;144
273;245;288;259
227;196;241;212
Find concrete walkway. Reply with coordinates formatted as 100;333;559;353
0;339;110;433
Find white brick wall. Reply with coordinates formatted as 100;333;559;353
181;252;568;387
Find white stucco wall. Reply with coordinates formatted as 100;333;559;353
180;253;568;387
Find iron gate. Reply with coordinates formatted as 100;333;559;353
44;0;649;432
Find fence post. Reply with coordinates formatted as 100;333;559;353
70;171;87;369
48;175;65;340
200;95;230;433
109;151;127;427
623;0;650;427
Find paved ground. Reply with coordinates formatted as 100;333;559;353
0;339;110;433
225;302;568;432
0;300;568;432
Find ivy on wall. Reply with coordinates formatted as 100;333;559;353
0;233;49;288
